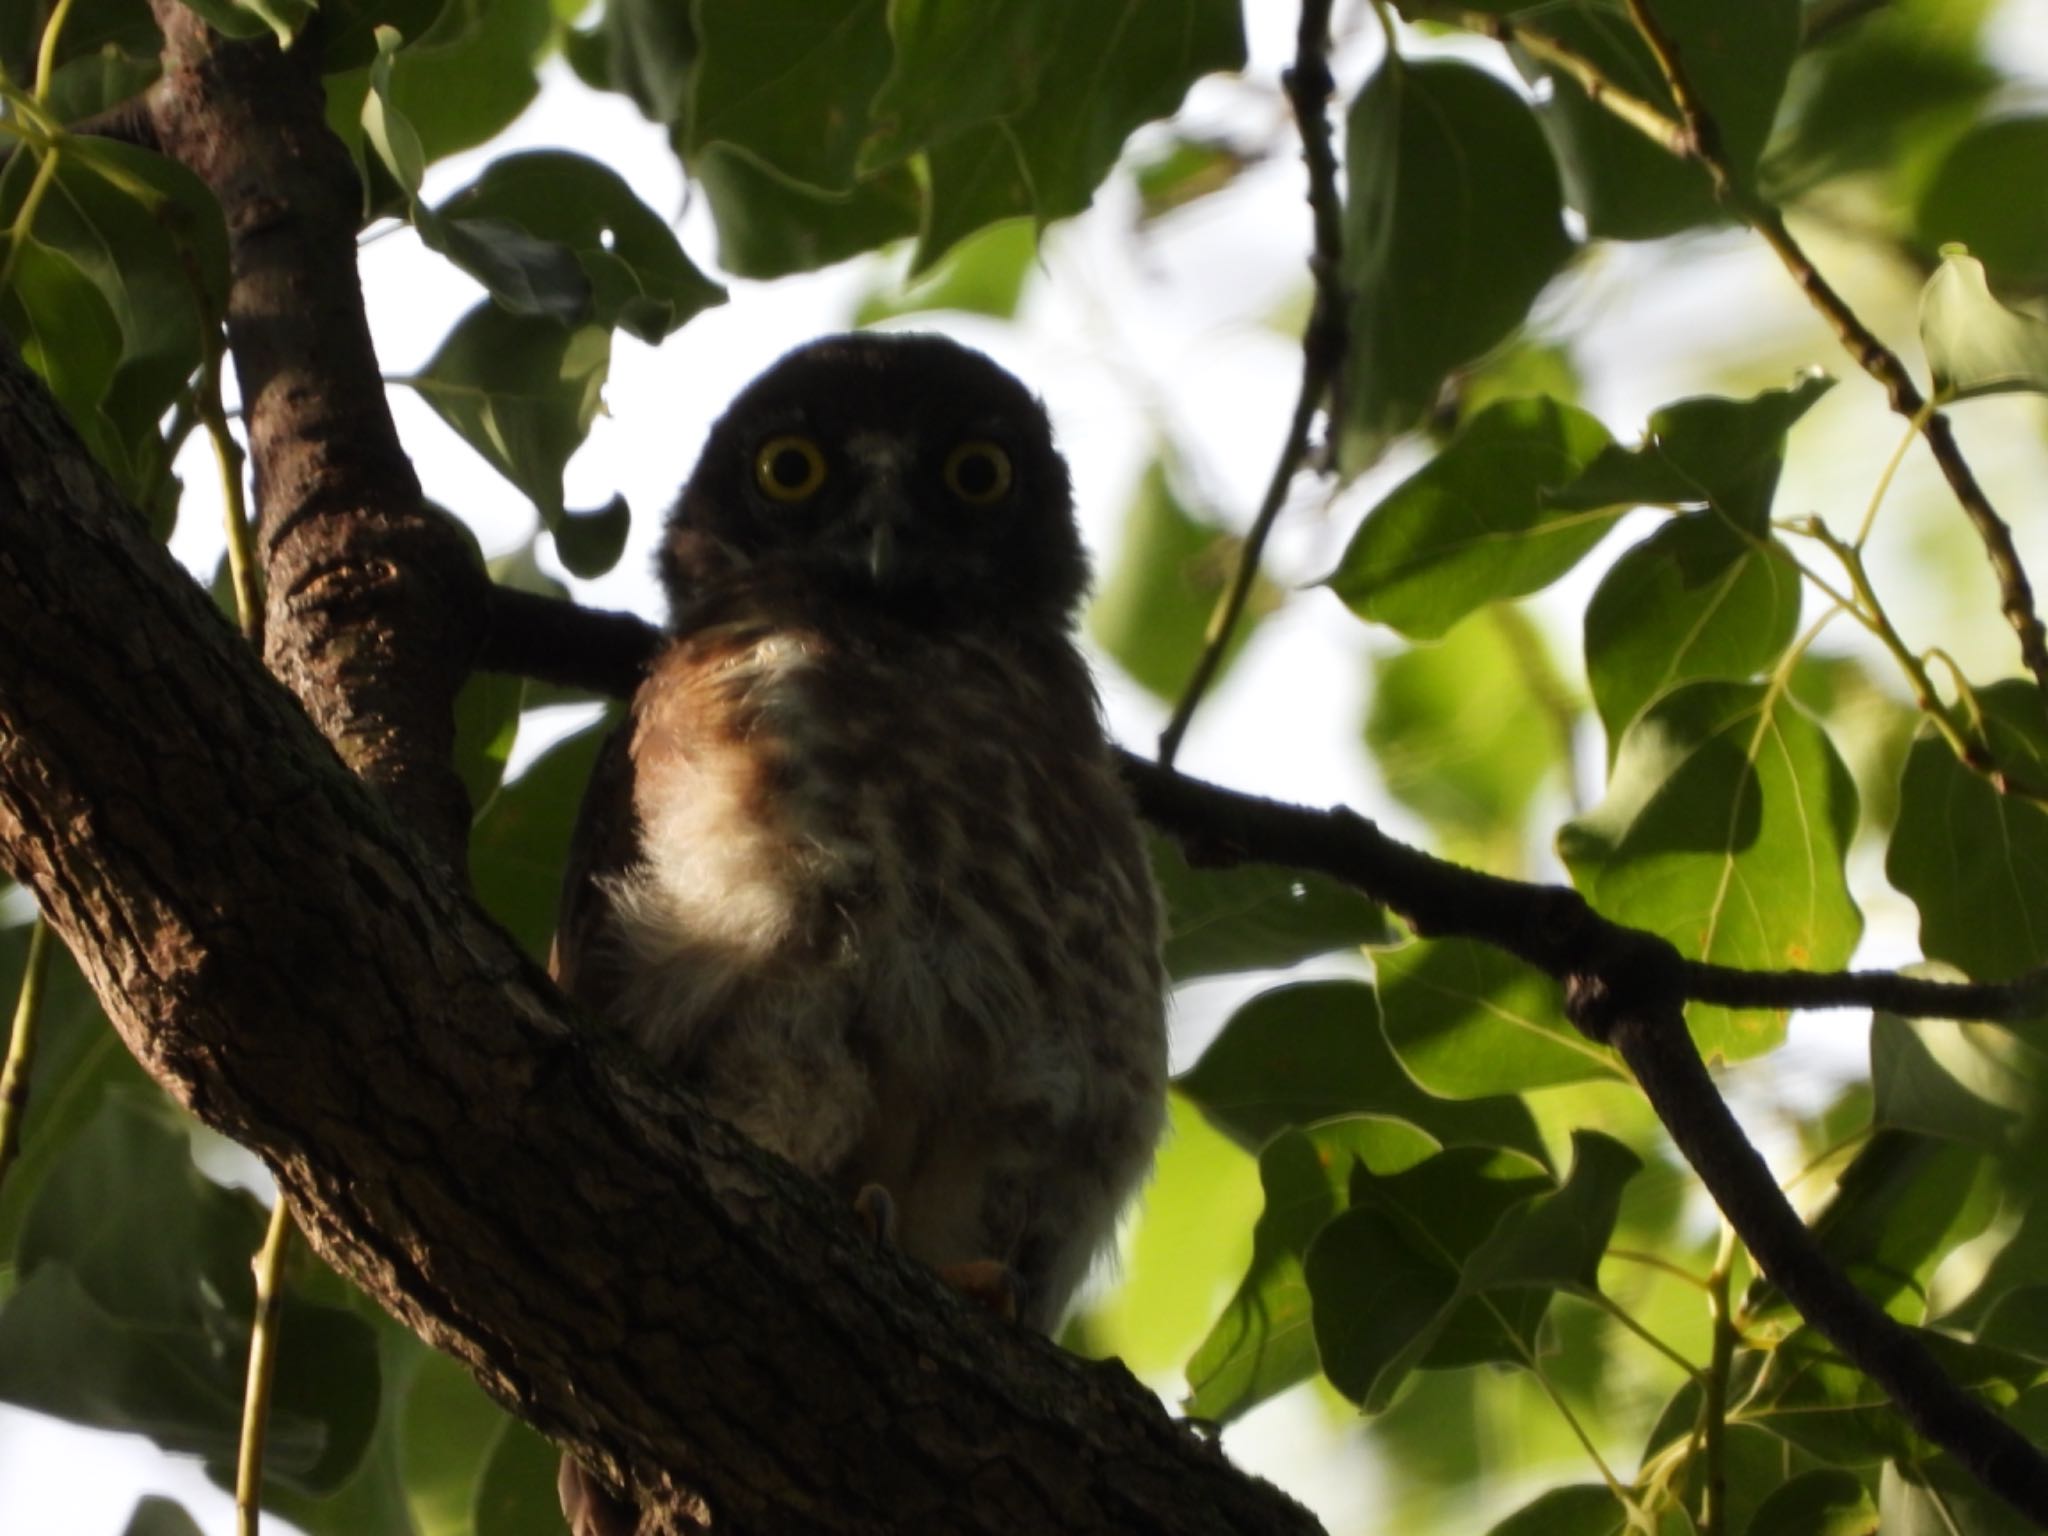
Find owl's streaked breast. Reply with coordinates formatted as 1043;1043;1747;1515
584;595;1166;1326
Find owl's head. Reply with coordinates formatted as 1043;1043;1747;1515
660;333;1087;631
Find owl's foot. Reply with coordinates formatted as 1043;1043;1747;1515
558;1455;638;1536
936;1258;1023;1324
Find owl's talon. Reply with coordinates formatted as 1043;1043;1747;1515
938;1258;1024;1323
854;1182;897;1245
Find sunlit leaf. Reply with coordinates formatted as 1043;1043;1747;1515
1560;681;1862;1061
1584;517;1803;756
1177;980;1550;1165
1328;397;1616;639
1366;607;1566;863
1887;679;2048;984
473;1416;562;1535
853;218;1035;326
1546;375;1833;532
1376;937;1620;1096
1339;59;1573;462
1090;459;1275;703
1919;247;2048;404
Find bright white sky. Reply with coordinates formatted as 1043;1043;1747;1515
10;2;2048;1531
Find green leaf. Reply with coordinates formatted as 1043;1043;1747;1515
912;0;1246;270
861;2;1051;168
1462;1130;1639;1294
123;1496;209;1536
362;26;428;199
0;933;154;1268
853;217;1035;326
1546;375;1834;532
1131;135;1254;223
1919;247;2048;404
1744;1470;1877;1536
436;150;724;343
1307;1147;1554;1410
1560;681;1862;1061
566;0;695;123
1484;1485;1626;1536
175;0;306;43
1338;58;1573;462
473;1416;563;1535
693;142;920;279
1177;980;1550;1166
471;712;614;960
409;302;611;523
1916;116;2048;286
552;494;633;580
0;1093;380;1495
399;1347;520;1536
1328;397;1617;639
1147;834;1390;981
687;0;893;193
1376;937;1621;1096
1183;1125;1348;1424
452;671;524;820
1366;607;1566;863
1089;459;1276;703
1515;0;1797;239
1887;679;2048;984
1;236;124;428
1584;517;1804;755
0;138;228;498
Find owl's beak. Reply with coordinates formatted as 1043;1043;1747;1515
866;520;899;585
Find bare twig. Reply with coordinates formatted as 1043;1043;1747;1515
1158;0;1347;766
1613;0;2048;710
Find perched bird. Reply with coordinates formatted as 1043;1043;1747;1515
553;332;1168;1532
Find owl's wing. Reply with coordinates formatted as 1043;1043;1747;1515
550;704;644;1003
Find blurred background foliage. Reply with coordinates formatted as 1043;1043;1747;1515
7;0;2048;1532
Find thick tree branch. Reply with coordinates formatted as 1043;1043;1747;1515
144;9;485;866
0;345;1323;1536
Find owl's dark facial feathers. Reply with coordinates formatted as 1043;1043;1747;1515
660;333;1088;631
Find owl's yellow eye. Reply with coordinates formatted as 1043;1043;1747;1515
755;436;827;502
943;440;1012;505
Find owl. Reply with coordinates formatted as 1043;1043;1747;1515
553;333;1168;1532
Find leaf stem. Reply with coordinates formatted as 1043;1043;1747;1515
0;917;52;1199
33;0;79;103
1699;1224;1739;1536
1159;0;1346;766
236;1193;294;1536
1853;403;1932;553
0;144;60;289
1393;0;1689;154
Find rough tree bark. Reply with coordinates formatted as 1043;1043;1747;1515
0;341;1325;1535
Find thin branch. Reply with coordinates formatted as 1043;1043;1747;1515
236;1194;293;1536
0;916;52;1198
1393;0;1689;154
1596;995;2048;1527
1613;0;2048;712
1157;0;1346;767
